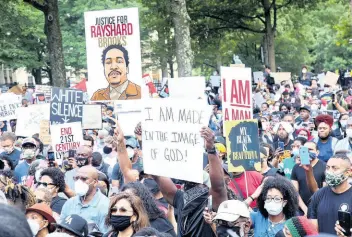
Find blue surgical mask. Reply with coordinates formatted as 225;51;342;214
309;152;317;160
291;149;299;158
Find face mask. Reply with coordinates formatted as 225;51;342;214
74;180;90;196
127;148;134;159
340;120;347;129
217;225;243;237
302;69;307;74
309;152;317;160
291;149;299;158
346;129;352;138
324;88;329;93
110;215;132;231
297;135;308;140
4;147;14;154
22;148;36;160
325;171;348;187
76;157;89;167
27;219;40;236
103;146;112;154
35;169;43;182
264;201;284;216
311;104;318;110
274;106;280;111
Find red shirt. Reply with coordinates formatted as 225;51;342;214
228;171;263;208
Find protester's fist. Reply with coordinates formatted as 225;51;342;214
203;207;216;225
200;127;215;150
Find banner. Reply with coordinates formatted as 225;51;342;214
0;93;22;121
221;67;253;122
35;85;52;102
16;104;50;137
142;99;212;183
84;8;142;101
225;120;261;172
82;104;102;129
50;122;83;160
39;120;52;145
168;77;206;100
50;87;84;124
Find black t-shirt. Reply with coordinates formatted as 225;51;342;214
308;186;352;234
51;196;67;214
173;188;216;237
150;217;176;237
291;160;326;205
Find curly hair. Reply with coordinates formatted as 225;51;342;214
40;168;66;192
257;175;298;219
121;182;166;220
0;154;14;170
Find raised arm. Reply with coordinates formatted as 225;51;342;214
153;176;178;205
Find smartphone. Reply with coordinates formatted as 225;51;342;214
278;142;285;150
332;94;335;101
47;152;55;161
300;147;310;165
68;149;76;158
338;211;351;236
208;195;213;211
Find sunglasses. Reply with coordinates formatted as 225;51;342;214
73;176;89;182
37;182;56;187
110;206;134;215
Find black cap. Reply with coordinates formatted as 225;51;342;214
57;214;88;237
222;164;233;179
0;204;32;237
299;105;311;112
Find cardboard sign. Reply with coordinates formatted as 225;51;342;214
325;71;339;87
168;77;206;100
35;85;52;102
84;8;142;101
210;76;221;87
317;73;326;88
50;87;84;124
230;64;245;68
39;120;52;145
221;67;253;122
225;120;261;172
16;104;50;137
82;104;102;129
50;122;83;160
142;99;212;183
0;93;22;121
253;71;264;83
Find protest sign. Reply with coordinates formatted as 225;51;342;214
168;77;206;100
115;100;141;136
82;104;102;129
317;73;326;88
210;76;221;87
35;85;52;102
50;122;83;160
225;120;261;172
39;120;52;145
84;8;142;101
221;67;252;122
230;64;245;68
16;104;50;137
325;71;339;87
271;72;294;89
0;93;21;121
253;71;264;83
50;87;84;124
142;99;212;183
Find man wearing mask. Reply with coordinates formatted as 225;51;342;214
60;166;109;233
94;130;108;151
14;138;37;184
91;152;110;179
313;114;338;162
308;154;352;234
283;114;297;138
0;132;21;167
213;200;251;237
300;65;313;86
291;141;325;216
335;117;352;152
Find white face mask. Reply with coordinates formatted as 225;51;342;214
340;120;348;129
324;88;329;93
3;146;14;154
27;219;40;236
302;69;307;74
264;201;284;216
22;148;36;160
74;180;90;197
127;148;134;159
346;128;352;138
311;104;318;110
274;106;280;111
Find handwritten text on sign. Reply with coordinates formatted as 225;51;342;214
50;122;83;160
221;67;253;121
0;93;21;121
142;99;211;183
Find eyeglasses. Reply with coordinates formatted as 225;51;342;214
73;176;89;182
265;196;283;203
37;182;56;187
110;206;134;215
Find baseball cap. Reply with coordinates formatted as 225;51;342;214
22;138;37;147
299;105;311;112
214;200;250;222
26;203;56;232
215;143;226;153
215;136;226;146
126;137;138;149
57;214;88;237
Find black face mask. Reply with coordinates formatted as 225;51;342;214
275;229;285;237
110;215;132;231
103;146;113;154
217;225;241;237
76;157;89;167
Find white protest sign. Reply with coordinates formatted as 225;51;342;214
168;77;205;99
115;100;141;136
142;99;212;183
210;76;221;87
50;122;83;160
317;73;326;88
0;93;22;121
16;104;50;137
82;104;102;129
221;67;253;122
253;71;264;83
325;71;339;87
35;85;52;102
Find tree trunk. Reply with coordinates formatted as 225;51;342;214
159;29;169;78
263;0;276;72
170;0;193;77
32;68;42;85
168;57;174;78
262;36;269;66
45;0;66;87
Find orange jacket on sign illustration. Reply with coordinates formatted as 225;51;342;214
91;44;141;101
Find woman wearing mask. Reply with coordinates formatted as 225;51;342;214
26;203;56;237
279;103;291;115
333;113;349;139
104;192;149;237
248;176;298;237
295;128;313;141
